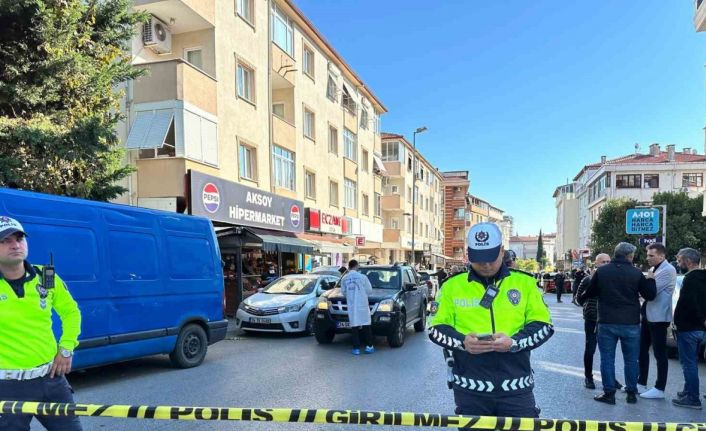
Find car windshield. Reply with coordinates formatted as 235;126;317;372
358;268;401;290
264;277;317;295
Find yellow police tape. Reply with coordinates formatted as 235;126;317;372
1;401;705;431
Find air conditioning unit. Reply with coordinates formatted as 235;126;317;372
142;15;172;54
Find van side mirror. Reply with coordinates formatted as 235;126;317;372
327;281;337;290
404;282;417;291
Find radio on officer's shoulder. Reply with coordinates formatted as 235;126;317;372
43;253;56;289
479;284;499;309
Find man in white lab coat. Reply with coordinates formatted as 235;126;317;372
341;260;374;355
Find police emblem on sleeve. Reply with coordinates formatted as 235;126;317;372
507;289;521;305
430;301;439;315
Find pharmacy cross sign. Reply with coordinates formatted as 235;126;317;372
625;208;660;235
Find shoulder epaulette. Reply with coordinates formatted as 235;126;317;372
509;268;536;278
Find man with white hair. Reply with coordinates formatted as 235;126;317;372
584;242;656;405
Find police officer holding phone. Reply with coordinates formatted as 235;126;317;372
0;217;82;431
428;223;554;417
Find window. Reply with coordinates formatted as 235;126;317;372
362;150;369;172
236;0;254;24
615;174;641;188
239;143;256;181
407;187;412;204
138;118;176;159
344;179;357;209
271;4;293;56
303;107;315;140
360;108;369;129
362;194;369;216
343;128;357;161
328;126;338;154
414;186;419;205
454;208;465;220
236;61;255;103
407;156;412;172
305;171;316;199
329;181;339;207
683;173;704;187
272;103;285;118
303;45;314;78
184;48;203;70
272;145;295;190
382;141;401;161
326;76;338;102
644;174;659;189
342;85;357;114
374;193;381;217
391;218;399;229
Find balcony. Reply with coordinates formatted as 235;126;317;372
382;161;402;178
383;229;401;243
696;0;706;31
272;114;296;153
134;60;217;116
381;195;402;211
134;0;214;31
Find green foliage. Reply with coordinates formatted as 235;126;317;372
0;0;147;200
590;192;706;261
516;258;539;273
536;230;545;266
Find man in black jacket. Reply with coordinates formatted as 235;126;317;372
672;248;706;409
554;272;566;303
584;242;656;405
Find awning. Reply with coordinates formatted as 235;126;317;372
295;232;356;255
373;155;388;175
249;228;314;254
125;109;174;149
432;253;456;260
310;240;355;255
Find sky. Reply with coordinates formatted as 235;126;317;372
295;0;706;235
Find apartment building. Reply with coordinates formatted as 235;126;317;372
442;171;470;264
553;183;579;269
117;0;388;271
574;144;706;255
509;233;556;268
380;133;444;268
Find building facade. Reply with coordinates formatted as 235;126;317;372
441;171;470;263
380;133;444;268
574;144;706;255
553;183;579;270
509;234;556;268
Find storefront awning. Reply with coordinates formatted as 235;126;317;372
432;253;456;260
249;228;315;254
310;240;355;255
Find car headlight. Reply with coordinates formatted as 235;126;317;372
377;299;394;312
238;302;246;310
317;299;329;310
279;303;305;314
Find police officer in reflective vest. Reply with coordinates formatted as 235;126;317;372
429;222;553;417
0;217;82;431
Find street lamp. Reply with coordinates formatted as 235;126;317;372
411;126;427;266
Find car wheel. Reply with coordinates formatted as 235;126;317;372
414;303;426;332
169;323;208;369
388;312;406;348
314;326;335;344
305;311;315;336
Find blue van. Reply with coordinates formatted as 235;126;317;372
0;188;227;369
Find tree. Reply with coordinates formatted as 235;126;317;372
0;0;147;200
516;258;539;273
536;230;545;266
590;192;706;261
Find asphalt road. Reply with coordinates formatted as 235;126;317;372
29;295;706;430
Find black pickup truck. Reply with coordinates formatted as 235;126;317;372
313;264;428;348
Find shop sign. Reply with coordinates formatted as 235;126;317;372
306;208;346;234
190;171;304;233
356;236;366;247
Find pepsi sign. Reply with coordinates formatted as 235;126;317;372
202;183;220;213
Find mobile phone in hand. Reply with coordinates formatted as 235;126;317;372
477;334;494;341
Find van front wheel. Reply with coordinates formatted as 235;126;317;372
170;324;208;368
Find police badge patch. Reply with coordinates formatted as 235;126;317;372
430;301;439;315
36;284;48;310
507;289;521;305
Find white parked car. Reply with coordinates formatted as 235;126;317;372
417;270;439;301
235;274;339;334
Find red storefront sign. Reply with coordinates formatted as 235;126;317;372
356;236;366;247
306;209;350;235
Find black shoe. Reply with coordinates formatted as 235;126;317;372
584;378;596;389
627;392;638;404
557;300;563;303
672;396;702;410
615;381;623;391
677;390;687;398
594;392;616;405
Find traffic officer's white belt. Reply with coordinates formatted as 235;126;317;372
0;362;52;381
452;373;534;392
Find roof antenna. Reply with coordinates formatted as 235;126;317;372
634;143;640;154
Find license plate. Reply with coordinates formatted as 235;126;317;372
250;317;271;324
336;321;350;329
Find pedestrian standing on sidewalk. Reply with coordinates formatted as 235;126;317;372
0;216;83;431
671;248;706;409
572;268;586;305
341;259;374;355
576;253;611;390
637;243;676;400
584;242;656;405
554;272;566;303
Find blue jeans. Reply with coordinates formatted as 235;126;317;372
676;331;706;402
597;323;640;393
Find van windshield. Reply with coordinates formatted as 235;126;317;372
358;269;401;290
264;277;317;295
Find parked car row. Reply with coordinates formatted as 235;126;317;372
234;264;430;349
